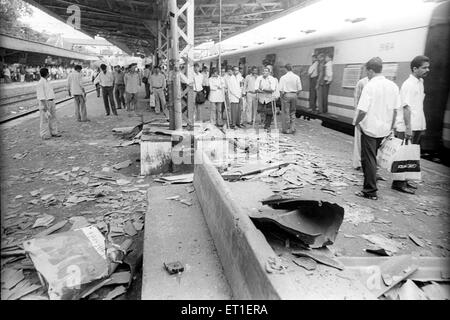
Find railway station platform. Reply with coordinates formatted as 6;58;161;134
1;84;449;299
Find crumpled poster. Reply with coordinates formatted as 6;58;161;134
23;226;109;300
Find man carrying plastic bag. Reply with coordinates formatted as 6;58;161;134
391;55;430;194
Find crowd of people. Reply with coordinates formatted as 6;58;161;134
0;64;93;84
35;54;430;202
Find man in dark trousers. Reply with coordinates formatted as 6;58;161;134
392;55;430;194
308;54;318;111
98;64;117;116
354;57;400;200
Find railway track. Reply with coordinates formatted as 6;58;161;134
0;84;96;124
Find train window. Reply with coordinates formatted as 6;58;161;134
262;54;276;66
314;47;334;59
382;63;398;81
342;65;363;88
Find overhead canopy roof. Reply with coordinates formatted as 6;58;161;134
24;0;315;56
0;33;99;61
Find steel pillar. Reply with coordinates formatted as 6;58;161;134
168;0;195;131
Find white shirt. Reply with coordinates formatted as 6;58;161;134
255;75;277;103
36;77;55;101
324;61;333;82
4;68;11;77
308;61;318;78
67;71;84;95
395;74;426;132
278;71;302;93
99;70;114;87
243;74;258;93
353;77;369;124
226;74;242;103
193;72;204;92
124;72;140;93
208;76;225;103
357;75;400;138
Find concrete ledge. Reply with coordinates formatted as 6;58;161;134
194;150;303;299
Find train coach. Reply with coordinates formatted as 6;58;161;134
198;0;449;154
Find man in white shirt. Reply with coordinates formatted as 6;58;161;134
392;55;430;194
67;65;88;122
226;66;243;129
316;53;333;113
150;66;167;116
354;57;400;200
243;66;259;125
208;67;225;127
99;64;117;116
308;54;318;110
352;76;370;170
143;64;151;99
255;66;277;130
279;63;302;134
191;63;204;125
36;67;61;139
124;63;141;112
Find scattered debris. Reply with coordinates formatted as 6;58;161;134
421;282;450;300
360;234;402;256
2;279;41;300
13;152;28;160
103;285;126;300
365;246;392;256
157;173;194;184
32;214;55;228
69;216;90;230
409;233;424;247
35;220;68;238
165;195;181;200
291;250;344;271
124;221;137;237
1;268;25;289
292;257;317;271
164;261;184;275
113;160;132;170
397;279;427;300
265;257;287;274
180;199;193;206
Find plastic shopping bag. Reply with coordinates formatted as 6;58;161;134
376;133;403;170
390;141;421;181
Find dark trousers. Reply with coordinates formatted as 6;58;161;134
259;101;273;129
230;102;241;127
144;82;150;98
317;83;329;113
361;130;384;196
95;83;100;97
309;77;317;109
114;84;125;109
101;86;117;115
392;130;424;188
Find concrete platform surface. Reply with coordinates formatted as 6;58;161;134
142;184;232;300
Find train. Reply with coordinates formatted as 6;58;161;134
197;0;450;155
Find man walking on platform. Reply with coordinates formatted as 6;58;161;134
308;54;318;111
99;64;117;116
255;66;277;130
243;66;259;125
36;67;61;139
67;65;88;122
124;63;141;112
150;66;168;117
392;55;430;194
279;63;302;134
143;64;151;99
113;65;125;109
354;57;400;200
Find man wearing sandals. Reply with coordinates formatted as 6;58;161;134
354;57;400;200
391;55;430;194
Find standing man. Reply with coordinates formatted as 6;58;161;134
124;63;141;112
317;54;333;113
36;67;61;139
352;75;371;170
243;66;259;125
308;54;319;111
150;66;167;117
67;65;88;122
99;63;117;116
3;65;11;83
279;64;302;134
226;66;243;129
191;63;204;124
255;66;277;130
113;65;126;110
208;68;225;127
201;66;210;100
143;64;151;99
354;57;400;200
392;55;430;194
